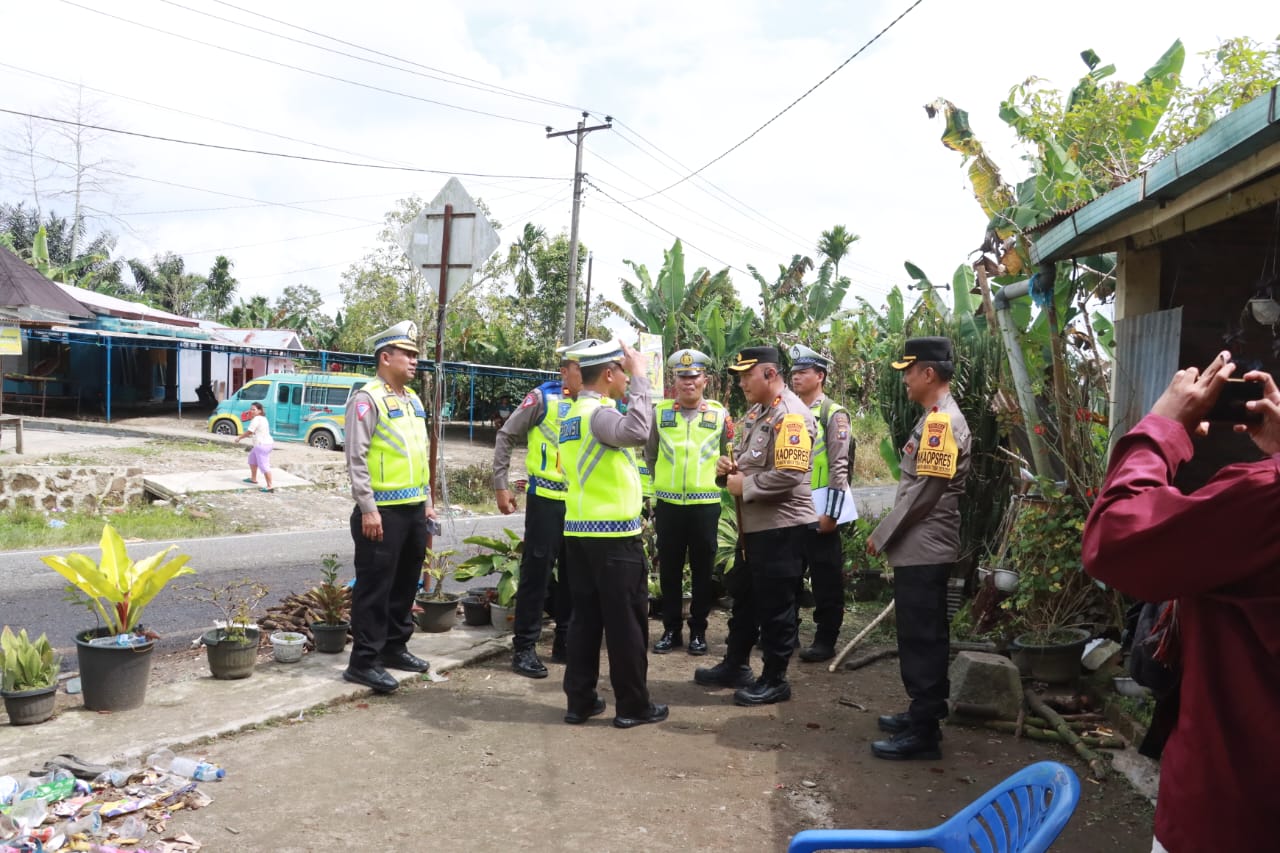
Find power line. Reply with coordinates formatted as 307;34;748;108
177;224;374;256
157;0;588;115
0;107;561;180
205;0;591;113
633;0;927;200
58;0;550;127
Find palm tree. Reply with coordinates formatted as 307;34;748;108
127;253;205;316
817;225;859;280
203;255;238;321
506;223;546;298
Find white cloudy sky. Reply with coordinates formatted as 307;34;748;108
1;0;1273;334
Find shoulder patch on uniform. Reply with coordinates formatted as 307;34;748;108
519;392;538;409
916;411;958;479
355;400;371;419
774;413;811;472
724;415;735;441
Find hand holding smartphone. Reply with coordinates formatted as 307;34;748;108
1207;378;1265;424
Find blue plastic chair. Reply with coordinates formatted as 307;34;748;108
787;761;1081;853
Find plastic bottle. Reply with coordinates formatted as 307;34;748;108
147;749;224;782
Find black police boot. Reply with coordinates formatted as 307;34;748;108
877;711;911;734
798;641;836;663
653;629;683;654
512;647;548;679
687;633;708;656
733;673;792;706
871;727;942;761
550;634;568;664
693;657;755;688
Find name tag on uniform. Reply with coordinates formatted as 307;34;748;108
699;412;717;429
560;416;582;443
916;411;958;478
385;398;404;418
660;409;677;427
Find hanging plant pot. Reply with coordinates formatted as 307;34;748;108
1011;628;1091;684
201;627;260;680
460;595;490;626
414;594;460;633
311;621;350;654
75;627;155;712
270;631;307;663
992;569;1020;593
2;685;57;726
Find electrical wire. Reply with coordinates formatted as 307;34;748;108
58;0;551;127
632;0;927;200
0;107;561;180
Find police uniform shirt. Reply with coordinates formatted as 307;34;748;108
725;385;818;533
492;386;551;491
869;391;970;566
582;372;653;449
643;399;731;486
345;384;434;514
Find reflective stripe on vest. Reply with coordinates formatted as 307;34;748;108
809;397;847;490
525;381;568;501
653;399;724;505
559;395;642;537
365;380;430;506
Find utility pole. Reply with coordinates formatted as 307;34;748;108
547;111;611;345
581;251;593;338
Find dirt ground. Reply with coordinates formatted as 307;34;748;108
148;610;1153;852
15;420;1155;850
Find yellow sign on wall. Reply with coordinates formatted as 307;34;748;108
0;327;21;356
637;332;663;399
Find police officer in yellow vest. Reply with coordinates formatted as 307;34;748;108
697;345;817;706
342;321;434;693
559;339;668;729
492;338;603;678
788;343;858;663
868;336;970;760
645;348;731;656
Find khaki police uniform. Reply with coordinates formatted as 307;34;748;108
719;385;817;679
870;389;970;731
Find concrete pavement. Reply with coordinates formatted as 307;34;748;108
1;622;513;778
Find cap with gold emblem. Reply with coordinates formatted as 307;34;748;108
667;348;712;376
890;336;954;370
728;345;781;372
367;320;419;354
556;337;607;363
569;339;625;368
788;344;833;372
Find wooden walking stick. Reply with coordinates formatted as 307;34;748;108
829;597;895;672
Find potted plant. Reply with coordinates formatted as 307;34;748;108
193;579;268;680
309;553;351;653
647;574;663;620
413;547;460;633
269;631;307;663
41;524;194;711
453;529;523;628
1;626;61;725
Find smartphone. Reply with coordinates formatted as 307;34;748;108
1206;378;1264;424
426;518;443;536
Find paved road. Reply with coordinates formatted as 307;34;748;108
0;513;518;661
1;484;895;663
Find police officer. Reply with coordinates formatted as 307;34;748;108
695;345;817;706
343;321;434;693
492;338;603;678
868;336;970;760
559;339;667;729
645;349;731;656
788;343;857;663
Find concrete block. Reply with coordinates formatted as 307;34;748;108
949;650;1023;720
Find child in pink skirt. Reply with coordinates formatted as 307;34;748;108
234;401;275;492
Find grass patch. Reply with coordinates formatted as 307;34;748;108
120;439;222;458
0;504;229;550
850;412;891;484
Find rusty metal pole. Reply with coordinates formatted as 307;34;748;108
427;203;453;545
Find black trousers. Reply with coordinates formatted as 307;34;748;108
801;525;846;645
724;525;805;676
513;492;571;652
893;563;952;729
348;503;427;669
655;500;719;634
562;536;652;718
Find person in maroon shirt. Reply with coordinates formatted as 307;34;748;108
1082;350;1280;853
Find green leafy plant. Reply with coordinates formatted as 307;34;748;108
453;530;522;607
0;626;60;692
41;524;195;635
192;578;269;643
311;553;350;626
422;547;458;600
